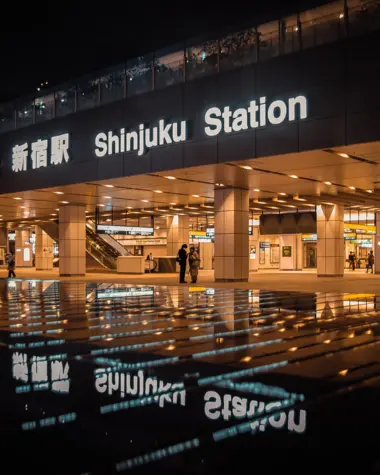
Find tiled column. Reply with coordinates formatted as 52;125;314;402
316;204;344;277
35;226;54;270
59;205;86;276
166;215;189;256
214;187;249;282
375;213;380;274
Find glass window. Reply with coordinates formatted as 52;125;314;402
100;65;125;104
55;87;76;117
186;39;219;80
300;1;345;49
219;28;257;71
126;54;153;97
0;103;15;133
347;0;380;35
258;21;280;61
280;15;300;54
16;100;34;128
35;94;54;123
155;44;185;89
77;76;99;111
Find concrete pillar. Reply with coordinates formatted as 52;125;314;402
316;204;344;277
59;205;86;276
214;187;249;282
35;226;54;270
249;223;259;272
375;213;380;274
166;215;189;256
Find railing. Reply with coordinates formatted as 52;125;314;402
86;240;117;270
1;0;379;134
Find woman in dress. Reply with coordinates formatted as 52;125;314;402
188;247;200;284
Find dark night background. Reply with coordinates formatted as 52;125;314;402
0;0;327;102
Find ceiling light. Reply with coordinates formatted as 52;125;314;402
60;201;69;204
20;206;26;209
154;190;163;193
366;189;373;193
240;165;252;170
104;184;114;188
55;208;60;211
324;181;332;185
164;176;176;180
126;206;133;209
294;197;306;201
106;219;111;222
339;13;344;19
349;186;356;190
289;175;298;179
192;194;200;198
54;191;64;195
215;183;224;187
141;200;149;203
50;213;57;216
155;226;160;230
104;196;112;199
253;188;260;192
98;204;105;207
284;205;297;208
13;197;22;200
303;204;315;207
338;152;349;158
278;192;287;196
170;202;177;205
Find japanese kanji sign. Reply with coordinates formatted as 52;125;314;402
12;133;70;172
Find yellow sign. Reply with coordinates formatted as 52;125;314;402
344;224;376;234
343;293;375;300
189;231;206;237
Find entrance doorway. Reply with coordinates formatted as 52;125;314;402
304;243;317;268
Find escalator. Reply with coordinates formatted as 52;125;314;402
38;221;125;271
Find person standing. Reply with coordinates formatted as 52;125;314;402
177;244;188;283
366;250;375;274
188;247;200;284
7;253;16;278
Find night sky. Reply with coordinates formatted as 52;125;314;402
0;0;304;102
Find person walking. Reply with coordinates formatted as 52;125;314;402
188;247;200;284
7;253;16;278
177;244;188;283
349;251;356;271
366;250;375;274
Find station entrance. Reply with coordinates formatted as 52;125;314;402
1;143;380;280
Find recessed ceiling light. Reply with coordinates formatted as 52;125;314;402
60;201;69;204
366;189;373;193
141;200;149;203
192;194;200;198
289;175;298;179
155;226;160;230
303;204;315;207
294;197;306;201
324;181;332;185
13;197;22;200
126;206;133;209
54;191;64;195
104;196;112;199
253;189;260;192
55;208;59;211
106;219;111;222
104;184;114;188
339;12;344;19
98;204;105;207
170;202;177;205
278;192;287;196
216;183;224;187
349;186;356;190
50;213;57;216
154;190;163;193
164;176;176;180
240;165;252;170
338;153;349;158
20;206;26;209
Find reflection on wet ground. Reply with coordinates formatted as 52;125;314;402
1;280;380;474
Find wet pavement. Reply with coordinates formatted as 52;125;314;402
1;279;380;474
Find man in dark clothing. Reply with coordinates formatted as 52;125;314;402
177;244;188;283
